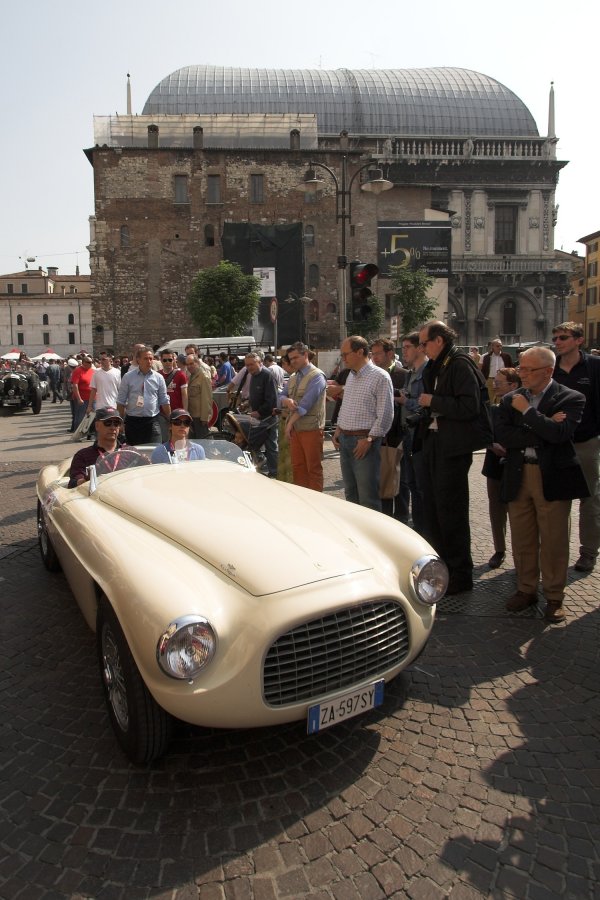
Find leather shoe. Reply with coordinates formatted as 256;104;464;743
574;555;595;573
445;578;473;596
506;591;538;612
545;601;566;623
488;551;505;569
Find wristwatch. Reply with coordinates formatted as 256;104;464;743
366;436;373;443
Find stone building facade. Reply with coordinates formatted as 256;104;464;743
569;230;600;349
85;66;574;354
0;267;92;358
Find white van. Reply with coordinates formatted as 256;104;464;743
155;336;257;358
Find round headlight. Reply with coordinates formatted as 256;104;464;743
157;616;216;680
410;555;449;606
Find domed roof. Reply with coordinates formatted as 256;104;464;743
142;65;539;137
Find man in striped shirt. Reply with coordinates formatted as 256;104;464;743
332;335;394;512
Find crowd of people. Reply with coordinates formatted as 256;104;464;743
13;324;599;624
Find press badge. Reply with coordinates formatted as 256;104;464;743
135;394;144;408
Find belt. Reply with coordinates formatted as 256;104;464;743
338;428;370;436
523;457;539;465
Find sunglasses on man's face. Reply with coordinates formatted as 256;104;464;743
173;419;192;427
551;335;572;342
99;418;122;427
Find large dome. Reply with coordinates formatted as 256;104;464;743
142;65;539;137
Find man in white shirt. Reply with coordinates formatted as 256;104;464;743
332;335;394;511
87;351;121;413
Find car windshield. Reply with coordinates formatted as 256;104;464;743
93;439;250;478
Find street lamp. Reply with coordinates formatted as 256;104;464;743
298;157;393;341
284;292;312;344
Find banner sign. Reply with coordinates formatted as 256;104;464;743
377;221;452;277
253;267;276;297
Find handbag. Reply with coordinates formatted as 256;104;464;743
74;410;95;442
379;443;403;499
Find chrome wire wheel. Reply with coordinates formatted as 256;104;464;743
96;597;173;764
101;623;129;732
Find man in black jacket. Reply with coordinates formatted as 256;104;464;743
243;351;278;477
552;321;600;572
417;320;492;595
495;346;588;622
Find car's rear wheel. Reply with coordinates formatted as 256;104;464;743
97;597;173;764
37;500;61;571
31;388;42;414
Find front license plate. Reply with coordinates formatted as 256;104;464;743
307;680;384;734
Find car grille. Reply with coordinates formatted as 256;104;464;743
263;600;410;707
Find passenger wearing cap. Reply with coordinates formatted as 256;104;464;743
151;410;206;464
68;408;126;487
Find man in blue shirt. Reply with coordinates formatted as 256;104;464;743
217;352;235;386
117;347;171;444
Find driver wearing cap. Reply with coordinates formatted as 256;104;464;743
151;409;206;464
68;408;126;487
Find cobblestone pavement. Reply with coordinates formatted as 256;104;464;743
1;403;599;899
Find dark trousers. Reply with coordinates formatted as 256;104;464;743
422;435;473;581
124;415;162;445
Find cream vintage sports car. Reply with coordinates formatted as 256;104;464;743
36;440;447;764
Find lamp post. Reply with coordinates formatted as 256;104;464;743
298;157;393;342
284;293;312;345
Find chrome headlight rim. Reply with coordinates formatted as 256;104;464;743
156;615;217;681
409;554;449;606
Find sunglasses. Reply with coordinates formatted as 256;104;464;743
162;357;174;362
99;418;122;427
172;419;192;426
551;335;572;342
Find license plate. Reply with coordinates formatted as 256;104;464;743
307;680;384;734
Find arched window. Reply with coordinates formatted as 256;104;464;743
326;302;337;315
308;264;319;288
304;225;315;247
16;314;23;325
503;300;517;335
204;224;215;247
309;300;319;322
68;314;75;325
42;314;49;325
120;225;130;248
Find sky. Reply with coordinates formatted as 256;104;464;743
0;0;596;277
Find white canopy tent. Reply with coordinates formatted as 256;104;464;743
30;350;63;361
1;350;22;361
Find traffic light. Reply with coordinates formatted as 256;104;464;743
350;262;379;321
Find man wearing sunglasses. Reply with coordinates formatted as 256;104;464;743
68;408;126;487
495;346;588;622
551;321;600;573
151;410;206;464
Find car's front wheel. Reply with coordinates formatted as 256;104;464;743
37;500;61;571
97;598;173;764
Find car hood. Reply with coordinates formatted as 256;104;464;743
94;464;374;595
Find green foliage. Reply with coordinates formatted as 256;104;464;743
388;266;437;334
188;261;261;336
347;294;385;340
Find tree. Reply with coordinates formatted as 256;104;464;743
188;261;261;336
346;294;385;341
388;266;437;334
